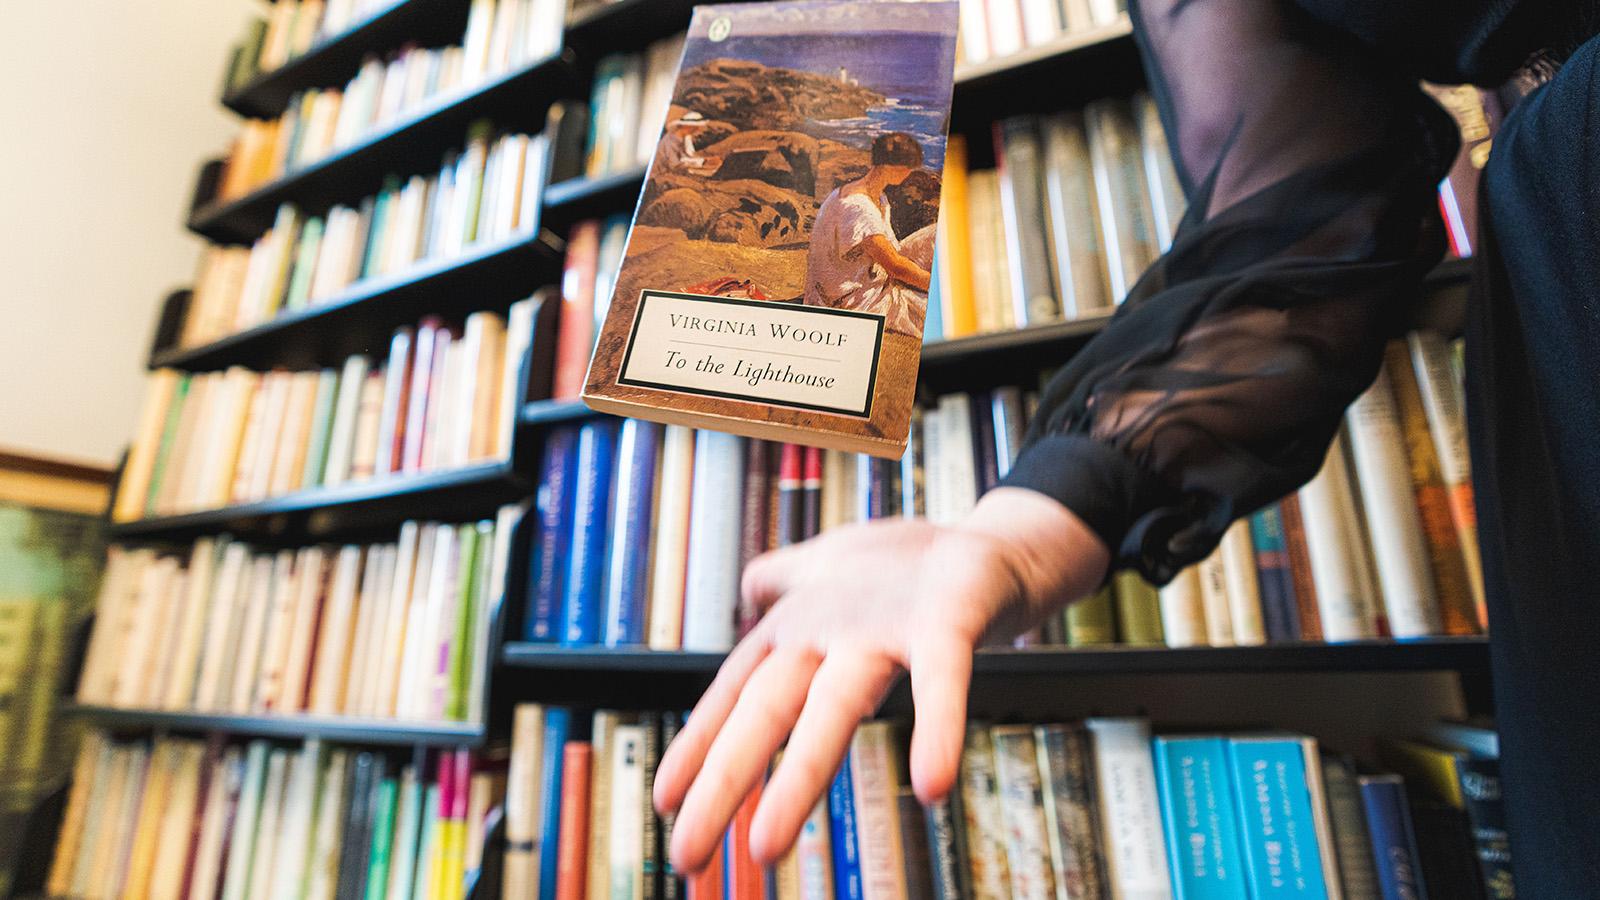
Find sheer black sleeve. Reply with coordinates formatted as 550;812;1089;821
1000;0;1460;583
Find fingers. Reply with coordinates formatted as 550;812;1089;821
748;650;898;865
908;634;972;804
667;646;823;872
740;544;808;616
653;634;771;816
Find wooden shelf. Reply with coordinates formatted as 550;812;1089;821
106;460;528;544
222;0;469;119
151;231;562;373
502;638;1490;677
67;704;483;747
193;51;574;243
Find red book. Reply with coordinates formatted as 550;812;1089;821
737;440;774;638
1278;493;1323;640
555;741;593;900
552;221;602;399
686;839;724;900
402;317;443;472
724;785;764;900
775;444;803;548
800;447;823;538
452;749;472;821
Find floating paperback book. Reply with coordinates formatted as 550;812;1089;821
582;0;961;457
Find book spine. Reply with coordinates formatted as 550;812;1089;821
1035;724;1106;900
737;440;774;638
556;742;593;900
1358;777;1427;900
1276;494;1323;640
1218;522;1265;646
994;119;1060;324
1158;567;1208;648
648;426;696;650
1113;572;1164;646
1406;331;1485;627
642;717;663;900
849;724;908;900
1297;436;1380;642
958;726;1012;900
829;762;865;900
1085;718;1172;899
1454;756;1514;898
1066;586;1116;647
610;724;648;900
1226;739;1329;900
605;419;664;646
923;799;965;900
1152;736;1247;900
1317;757;1380;900
1247;507;1300;642
681;431;746;652
527;427;580;642
990;726;1057;899
540;709;573;900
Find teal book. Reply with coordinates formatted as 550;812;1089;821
299;368;341;490
363;778;399;900
284;216;325;311
1154;736;1249;899
360;176;402;279
1227;736;1331;899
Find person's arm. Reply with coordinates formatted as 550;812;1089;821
861;233;932;291
654;0;1459;874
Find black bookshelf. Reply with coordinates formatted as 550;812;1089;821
106;460;527;544
520;398;601;427
222;0;470;119
541;167;648;231
67;704;484;747
151;230;563;372
193;51;575;243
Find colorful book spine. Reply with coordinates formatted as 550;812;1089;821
538;709;572;900
526;427;580;642
1153;736;1248;899
1227;737;1330;899
560;420;618;645
603;418;663;646
1248;506;1301;642
1358;776;1428;900
828;763;865;900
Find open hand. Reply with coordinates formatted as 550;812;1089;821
650;486;1110;872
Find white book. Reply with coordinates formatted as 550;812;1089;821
228;554;284;713
504;704;546;900
460;0;497;84
112;557;177;708
379;521;434;717
497;296;538;458
250;549;305;712
75;549;134;702
186;748;244;900
1157;566;1207;648
277;546;329;714
958;0;993;63
342;543;393;716
192;545;252;710
149;743;206;900
162;539;222;709
246;370;294;501
368;522;423;717
244;749;293;900
518;135;552;235
1219;520;1266;645
1085;718;1172;900
269;739;325;900
525;0;567;62
937;394;979;519
309;545;366;713
1196;546;1235;646
1085;0;1121;26
219;742;272;900
322;355;371;486
681;430;747;652
401;525;457;720
919;409;946;525
647;426;696;650
1297;434;1381;641
610;723;648;900
470;507;523;719
1345;369;1443;637
990;388;1027;478
990;726;1058;900
1018;0;1064;45
1295;738;1347;900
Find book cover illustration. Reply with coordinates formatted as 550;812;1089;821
582;0;960;457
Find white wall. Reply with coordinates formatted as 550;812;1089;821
0;1;252;467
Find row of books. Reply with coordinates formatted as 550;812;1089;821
116;305;542;523
582;35;685;180
957;0;1126;66
186;122;549;349
927;95;1181;341
47;733;499;900
497;706;1510;900
517;327;1478;653
219;0;564;200
76;507;518;725
222;0;398;95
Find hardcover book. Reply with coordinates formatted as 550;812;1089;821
582;0;961;457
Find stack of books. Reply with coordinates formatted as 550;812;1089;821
218;0;566;192
221;0;403;95
47;734;499;900
184;121;550;348
76;507;520;725
956;0;1128;67
116;303;545;522
580;35;687;180
928;93;1181;340
520;329;1479;652
500;708;1510;900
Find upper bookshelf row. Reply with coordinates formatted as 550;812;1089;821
190;5;1136;243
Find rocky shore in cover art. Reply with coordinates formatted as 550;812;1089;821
583;0;960;457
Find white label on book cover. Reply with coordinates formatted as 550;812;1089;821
617;290;884;417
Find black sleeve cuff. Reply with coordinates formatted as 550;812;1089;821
999;434;1199;584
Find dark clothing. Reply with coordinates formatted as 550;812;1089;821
1001;0;1600;894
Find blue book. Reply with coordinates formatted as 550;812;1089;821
1359;775;1430;900
524;426;581;642
828;764;864;900
602;419;664;646
1248;507;1301;641
1227;736;1331;899
1154;736;1249;899
560;419;618;645
925;247;945;342
536;708;572;900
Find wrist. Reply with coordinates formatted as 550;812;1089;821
955;487;1111;620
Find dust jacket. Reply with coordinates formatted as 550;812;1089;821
581;0;961;457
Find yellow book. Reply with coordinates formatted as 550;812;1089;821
46;732;105;896
114;370;182;522
467;312;508;463
308;545;365;713
201;368;263;510
270;370;323;494
120;741;178;900
148;742;207;900
939;135;978;337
